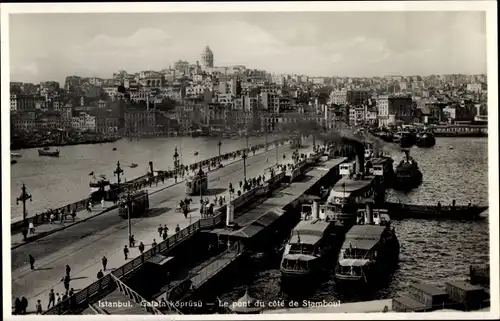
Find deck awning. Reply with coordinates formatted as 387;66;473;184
338;258;370;267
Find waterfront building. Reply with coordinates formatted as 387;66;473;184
10;111;36;132
71;112;97;132
201;46;214;69
124;108;156;135
10;94;37;112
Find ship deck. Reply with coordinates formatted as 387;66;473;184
332;175;376;193
342;225;386;250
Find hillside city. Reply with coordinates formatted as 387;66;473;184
10;46;488;148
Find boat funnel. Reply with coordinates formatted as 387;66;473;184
226;200;234;226
365;201;374;225
318;202;327;220
355;148;365;175
312;201;319;220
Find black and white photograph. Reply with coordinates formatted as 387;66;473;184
2;2;498;318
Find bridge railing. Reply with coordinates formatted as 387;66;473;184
44;220;203;315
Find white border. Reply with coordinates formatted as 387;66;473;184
1;2;498;320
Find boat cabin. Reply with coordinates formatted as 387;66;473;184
281;219;334;273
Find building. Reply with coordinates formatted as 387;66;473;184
349;106;365;126
10;94;37;112
124;109;156;135
329;89;348;105
346;89;371;106
71;112;96;132
377;95;413;127
201;46;214;69
466;83;483;93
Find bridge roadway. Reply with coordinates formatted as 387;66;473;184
11;142;312;314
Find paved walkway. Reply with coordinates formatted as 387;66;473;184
10;149;261;249
11;142;313;314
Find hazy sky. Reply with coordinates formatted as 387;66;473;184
9;11;487;83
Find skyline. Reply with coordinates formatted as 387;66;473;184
9;11;487;84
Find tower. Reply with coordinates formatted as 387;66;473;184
201;46;214;69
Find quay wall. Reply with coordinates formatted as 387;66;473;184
43;154;290;315
11;138;289;234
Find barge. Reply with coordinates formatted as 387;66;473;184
381;202;487;221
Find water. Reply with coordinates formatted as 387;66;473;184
10;135;281;221
215;137;490;308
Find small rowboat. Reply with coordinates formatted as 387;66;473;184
130;163;138;168
38;149;60;157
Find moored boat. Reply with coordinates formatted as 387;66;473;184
335;202;399;284
382;201;487;221
130;163;138;168
399;131;417;148
11;152;22;158
393;149;423;190
280;203;338;283
11;160;18;164
38;149;60;157
416;131;436;148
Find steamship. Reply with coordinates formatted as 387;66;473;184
335;203;400;284
393;149;423;190
280;202;338;282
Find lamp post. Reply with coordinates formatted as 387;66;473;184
275;142;279;165
173;147;180;176
120;192;133;245
114;161;124;188
218;140;222;158
16;184;32;225
242;152;248;182
245;134;249;150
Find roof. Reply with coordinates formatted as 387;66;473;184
411;283;447;296
338;258;370;267
333;176;376;193
283;254;317;261
342;225;386;250
292;220;332;236
343;239;379;250
289;234;322;245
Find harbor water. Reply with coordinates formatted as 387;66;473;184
213;137;489;308
10;135;281;221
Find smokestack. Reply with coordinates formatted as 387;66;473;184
312;201;319;220
226;196;234;226
365;201;374;225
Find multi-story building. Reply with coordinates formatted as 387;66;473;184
10;94;37;112
349;106;365;126
377;95;413;126
346;89;371;106
71;112;96;132
10;111;36;132
466;83;483;93
124;109;156;135
328;89;348;105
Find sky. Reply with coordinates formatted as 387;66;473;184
9;11;487;84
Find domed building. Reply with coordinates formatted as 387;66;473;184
201;46;214;69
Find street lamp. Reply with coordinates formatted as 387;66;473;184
173;147;180;176
114;161;124;188
242;152;248;182
119;192;133;245
16;184;32;225
275;142;279;166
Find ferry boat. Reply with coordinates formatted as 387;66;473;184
185;168;208;196
335;203;399;284
393;149;423;190
280;202;338;281
38;148;60;157
399;131;417;148
416;130;436;148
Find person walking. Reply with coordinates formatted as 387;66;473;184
36;300;43;315
158;224;163;237
151;239;157;254
163;224;169;236
138;242;145;254
97;269;104;279
71;209;76;222
63;275;70;293
14;297;21;315
29;221;35;234
162;230;168;241
47;289;56;309
65;264;71;278
124;245;129;260
56;293;61;305
129;235;136;247
102;256;108;271
29;254;35;270
175;224;180;234
20;297;28;314
59;210;65;224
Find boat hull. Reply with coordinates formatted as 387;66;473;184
416;135;436;148
400;135;416;148
38;150;60;157
392;171;423;190
383;202;487;221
